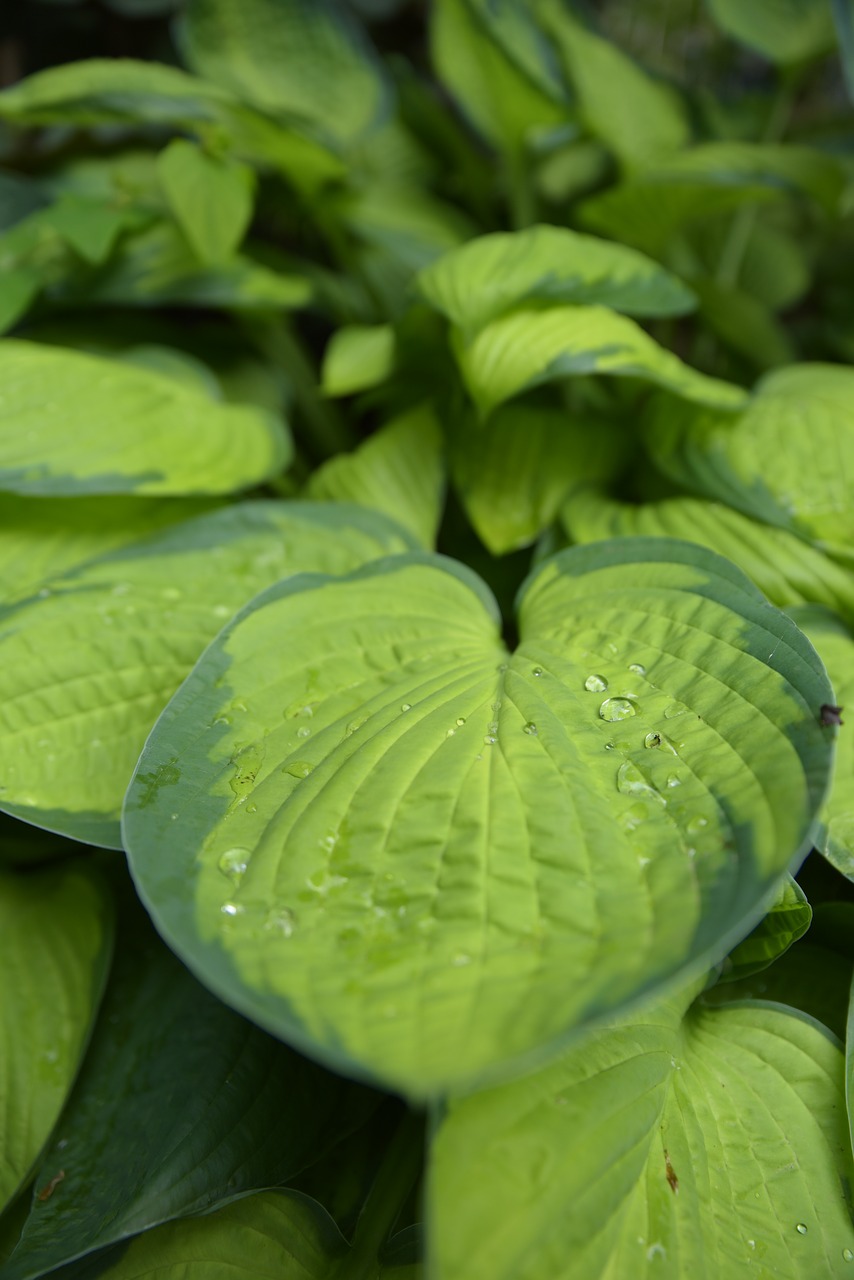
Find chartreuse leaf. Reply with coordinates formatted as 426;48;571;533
787;607;854;879
306;404;445;549
43;195;138;266
321;324;396;397
0;502;414;848
416;225;697;335
157;139;254;265
4;899;378;1280
0;863;113;1215
708;0;836;63
642;365;854;552
0;340;289;496
429;990;854;1280
451;406;627;555
559;489;854;621
537;0;688;171
719;874;811;983
124;539;831;1097
452;305;748;419
0;495;217;605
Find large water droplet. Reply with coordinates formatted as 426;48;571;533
531;666;543;677
599;697;636;722
628;662;646;676
284;760;313;779
456;717;466;727
523;722;538;736
666;773;682;788
584;674;608;693
616;761;666;805
644;731;662;749
796;1223;808;1236
400;703;412;713
218;847;251;884
843;1247;854;1261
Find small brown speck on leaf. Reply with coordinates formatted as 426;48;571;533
820;704;844;727
664;1150;678;1194
37;1170;65;1202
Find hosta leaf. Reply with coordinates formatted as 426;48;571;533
50;1190;420;1279
560;489;854;622
41;195;137;266
0;495;217;606
788;607;854;878
157;140;254;265
642;365;854;553
538;0;689;171
692;277;794;371
416;225;697;335
0;340;290;496
719;873;811;983
124;539;831;1097
321;324;396;397
306;404;445;549
4;900;378;1280
0;863;113;1215
451;405;627;554
429;993;854;1280
708;0;836;64
452;304;748;418
0;502;414;847
179;0;391;148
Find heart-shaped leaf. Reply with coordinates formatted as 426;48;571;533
0;862;113;1215
0;340;290;496
124;539;831;1096
429;991;854;1279
157;140;254;265
0;502;414;847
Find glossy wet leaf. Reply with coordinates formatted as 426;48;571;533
719;874;811;983
124;539;832;1096
179;0;391;148
321;324;395;397
4;901;378;1280
157;140;254;265
452;305;748;419
560;489;854;623
0;501;414;847
416;225;696;335
0;340;290;496
642;365;854;553
306;404;445;549
708;0;836;63
788;607;854;878
430;993;854;1279
0;863;113;1215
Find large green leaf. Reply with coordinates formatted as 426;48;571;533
788;607;854;879
124;539;831;1097
306;404;445;549
450;406;627;555
0;502;414;847
0;340;290;496
178;0;391;148
719;873;812;984
4;899;378;1280
416;225;697;335
642;365;854;553
429;992;854;1279
157;140;255;265
708;0;836;63
538;0;688;171
0;863;113;1215
452;304;748;418
560;489;854;623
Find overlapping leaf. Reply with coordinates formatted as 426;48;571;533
157;140;255;265
0;341;290;496
708;0;836;63
0;863;113;1215
430;991;854;1279
719;874;811;983
0;502;414;846
124;539;831;1096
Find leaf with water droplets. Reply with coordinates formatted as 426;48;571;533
0;501;414;846
429;988;854;1280
124;538;832;1097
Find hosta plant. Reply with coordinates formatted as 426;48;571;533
3;0;854;1276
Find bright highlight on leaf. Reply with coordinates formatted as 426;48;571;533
124;539;832;1096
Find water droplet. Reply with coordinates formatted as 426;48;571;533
220;902;244;917
400;703;412;713
484;734;497;745
56;1139;68;1150
170;812;178;821
599;697;636;722
296;726;311;739
666;773;682;788
531;666;543;677
843;1247;854;1261
218;847;251;884
616;761;665;805
747;1240;755;1250
796;1223;808;1236
664;702;688;719
628;663;646;676
491;700;502;713
456;717;466;727
585;673;608;693
687;815;708;834
212;604;231;618
284;760;313;779
161;586;181;601
644;732;662;749
523;722;538;736
345;716;367;736
452;952;471;967
264;907;295;937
